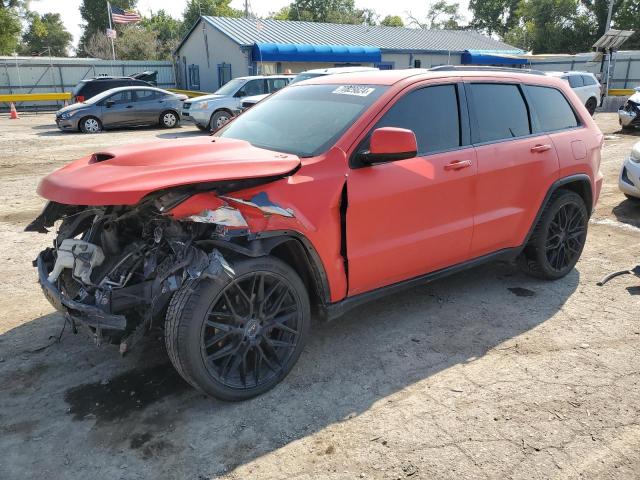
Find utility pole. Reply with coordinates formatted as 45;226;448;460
244;0;251;18
605;0;615;33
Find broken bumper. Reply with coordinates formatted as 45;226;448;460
619;106;639;127
36;251;127;331
619;156;640;199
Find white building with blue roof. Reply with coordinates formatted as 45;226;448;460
174;16;523;92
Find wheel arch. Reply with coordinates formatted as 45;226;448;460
78;115;101;132
523;174;593;247
159;109;179;122
201;231;331;318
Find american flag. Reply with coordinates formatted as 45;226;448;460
110;5;141;24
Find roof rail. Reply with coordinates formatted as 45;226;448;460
429;65;546;76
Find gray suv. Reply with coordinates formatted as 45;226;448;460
182;75;293;131
56;86;188;133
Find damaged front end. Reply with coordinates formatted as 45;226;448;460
26;192;276;352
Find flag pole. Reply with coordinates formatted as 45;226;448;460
107;1;116;62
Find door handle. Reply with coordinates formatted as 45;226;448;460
531;144;552;153
444;160;473;171
126;105;133;109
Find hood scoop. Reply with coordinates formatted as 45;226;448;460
90;153;115;164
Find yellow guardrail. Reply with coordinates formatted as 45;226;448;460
608;89;635;97
0;92;72;102
167;88;212;98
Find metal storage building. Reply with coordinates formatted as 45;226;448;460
174;16;521;92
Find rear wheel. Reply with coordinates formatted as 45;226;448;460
165;256;310;401
585;97;597;116
519;190;588;280
160;110;179;128
79;116;102;133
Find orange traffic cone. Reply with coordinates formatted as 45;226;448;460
9;102;19;119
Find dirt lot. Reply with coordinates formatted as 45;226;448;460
0;113;638;480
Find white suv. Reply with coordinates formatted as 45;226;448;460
546;71;602;115
182;75;294;131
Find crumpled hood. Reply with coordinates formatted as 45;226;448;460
38;136;300;206
628;91;640;104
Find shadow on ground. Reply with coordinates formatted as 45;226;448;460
612;197;640;227
0;261;579;478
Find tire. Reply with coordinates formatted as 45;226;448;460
625;193;640;202
585;97;597;116
165;255;310;401
195;124;209;132
518;190;588;280
209;110;232;132
79;116;102;133
160;110;179;128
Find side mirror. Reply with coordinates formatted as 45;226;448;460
359;127;418;164
105;100;115;108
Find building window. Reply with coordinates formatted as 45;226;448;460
376;62;394;70
218;63;232;88
188;64;200;90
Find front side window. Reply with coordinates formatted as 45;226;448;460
240;79;265;97
525;85;579;132
216;84;388;157
468;83;530;143
214;78;246;96
372;84;461;155
106;91;133;104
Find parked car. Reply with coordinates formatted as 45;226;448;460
238;67;380;111
545;71;602;115
618;141;640;200
71;75;153;103
28;68;603;401
618;87;640;130
56;86;188;133
182;75;294;131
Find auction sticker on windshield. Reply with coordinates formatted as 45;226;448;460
332;85;376;97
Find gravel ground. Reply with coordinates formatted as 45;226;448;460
0;113;638;480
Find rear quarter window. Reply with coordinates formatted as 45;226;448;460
468;83;530;143
581;75;597;86
524;85;579;132
567;75;584;88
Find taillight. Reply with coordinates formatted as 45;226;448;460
76;95;85;103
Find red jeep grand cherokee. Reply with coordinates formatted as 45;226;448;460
28;68;603;401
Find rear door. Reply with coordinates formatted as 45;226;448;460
466;82;559;257
100;90;137;127
267;77;289;94
346;82;477;294
132;89;160;124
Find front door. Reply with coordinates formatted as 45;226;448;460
100;90;136;127
346;83;477;295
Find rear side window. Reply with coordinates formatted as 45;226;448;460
568;75;584;88
525;85;579;132
468;83;530;143
373;84;461;154
582;75;597;86
135;89;157;101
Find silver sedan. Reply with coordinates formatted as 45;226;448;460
55;86;188;133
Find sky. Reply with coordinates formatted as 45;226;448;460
29;0;472;53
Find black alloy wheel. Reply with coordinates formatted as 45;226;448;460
544;201;587;272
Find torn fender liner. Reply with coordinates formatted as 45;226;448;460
221;192;295;217
187;206;248;227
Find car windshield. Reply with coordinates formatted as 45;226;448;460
290;72;324;84
216;83;387;157
214;78;246;96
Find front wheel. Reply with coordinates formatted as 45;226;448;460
79;116;102;133
518;190;588;280
585;97;597;116
165;256;310;401
209;111;231;132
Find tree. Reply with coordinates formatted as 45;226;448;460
0;7;21;54
79;0;137;56
515;0;596;53
285;0;368;24
612;0;640;48
181;0;242;36
380;15;404;27
21;12;73;56
469;0;520;36
116;25;158;59
269;6;290;20
410;1;463;29
141;10;182;60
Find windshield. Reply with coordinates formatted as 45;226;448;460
290;72;324;84
214;78;246;96
216;84;387;157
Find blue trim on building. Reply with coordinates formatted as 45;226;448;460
252;43;382;63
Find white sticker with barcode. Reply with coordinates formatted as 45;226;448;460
332;85;375;97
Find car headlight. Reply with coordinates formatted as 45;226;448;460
59;111;78;119
197;102;209;109
630;143;640;163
